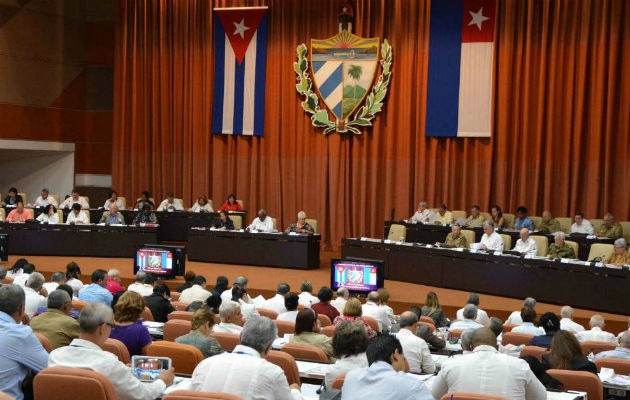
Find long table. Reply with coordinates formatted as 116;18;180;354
0;222;157;257
341;237;630;315
187;229;320;269
384;221;615;261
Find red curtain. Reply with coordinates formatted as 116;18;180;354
113;0;630;249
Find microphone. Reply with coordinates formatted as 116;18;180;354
390;208;395;223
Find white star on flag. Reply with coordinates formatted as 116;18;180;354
233;18;250;39
468;7;490;31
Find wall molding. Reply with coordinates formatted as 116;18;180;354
75;174;112;187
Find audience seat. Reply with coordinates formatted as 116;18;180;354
556;217;572;233
163;319;192;341
595;357;630;375
419;316;435;325
274;320;295;336
82;196;90;206
171;301;190;311
501;332;534;346
580;341;617;355
530;216;542;230
451;210;467;221
587;244;614;262
500;234;512;250
72;300;88;311
271;218;278;231
362;316;379;332
439;394;508;400
449;329;464;339
419;321;436;332
502;324;518;333
171;292;181;301
620;221;630;242
80;210;91;223
102;338;131;364
1;276;13;284
229;215;242;229
519;346;548;361
546;369;603;400
141;307;154;322
481;212;491;221
305;218;318;233
387;224;407;242
257;308;279;320
56;210;64;222
168;311;194;321
321;325;336;338
530;235;548;256
117;196;127;209
460;230;475;247
236;199;244;208
266;350;301;386
50;194;60;206
330;372;347;390
34;332;52;352
34;366;117;400
145;342;203;374
564;240;579;258
502;213;515;228
318;314;332;327
281;342;329;362
163;391;245;400
210;332;240;351
18;192;27;205
0;208;4;221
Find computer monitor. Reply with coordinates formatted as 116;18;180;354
133;244;185;279
330;258;384;296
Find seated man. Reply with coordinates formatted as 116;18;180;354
105;269;125;296
247;209;274;233
331;287;349;315
157;192;184;212
0;285;49;400
450;304;484;331
606;238;629;266
144;284;175;323
277;294;299;323
505;297;537;325
99;203;125;225
513;228;538;256
486;317;504;340
547;231;577;259
434;204;453;225
559;305;585;333
431;328;546;400
341;334;433;400
3;187;23;206
65;203;89;224
49;302;174;400
394;312;435;374
128;271;155;297
43;272;66;294
135;191;155;210
180;276;211;303
596;213;623;239
297;280;319;307
460;329;476;354
6;201;33;223
538;210;560;233
285;211;315;234
576;314;617;343
133;204;158;224
511;307;545;336
456;293;489;325
408;306;445;349
464;205;484;227
24;272;48;318
441;223;468;248
30;289;79;349
570;212;594;234
513;206;533;231
361;291;392;332
595;331;630;361
34;188;58;208
212;301;243;334
78;269;113;306
260;283;291;314
409;201;436;224
479;221;504;251
59;189;89;209
192;316;304;399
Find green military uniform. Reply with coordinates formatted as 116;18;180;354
596;222;623;239
465;214;484;228
538;218;561;233
548;242;576;259
445;232;468;248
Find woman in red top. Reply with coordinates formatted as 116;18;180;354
218;194;243;212
332;297;376;338
311;287;340;323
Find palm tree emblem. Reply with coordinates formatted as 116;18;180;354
347;64;363;99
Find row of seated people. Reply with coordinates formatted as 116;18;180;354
409;201;627;239
2;265;627;400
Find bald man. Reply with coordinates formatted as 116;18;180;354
394;311;435;374
99;203;125;225
513;228;537;256
362;291;391;332
431;328;546;400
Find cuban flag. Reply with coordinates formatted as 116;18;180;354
212;7;268;136
425;0;496;137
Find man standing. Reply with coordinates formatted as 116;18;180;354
78;269;113;306
30;290;80;349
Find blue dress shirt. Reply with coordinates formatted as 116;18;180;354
0;311;49;400
78;283;113;306
341;361;434;400
514;217;534;230
594;347;630;360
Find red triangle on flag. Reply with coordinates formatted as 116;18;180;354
215;8;267;65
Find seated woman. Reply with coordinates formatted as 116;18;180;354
109;291;153;357
103;190;125;209
311;287;340;323
190;195;214;213
489;205;505;228
205;293;222;314
290;308;335;361
528;312;560;349
378;288;396;325
135;191;155;210
3;187;23;206
285;211;315;234
6;201;33;222
133;204;157;225
213;210;234;230
606;238;629;266
333;298;376;338
324;320;368;387
218;194;243;212
37;204;59;224
6;258;28;278
420;291;448;328
175;309;224;358
231;287;258;320
65;262;83;297
541;330;597;374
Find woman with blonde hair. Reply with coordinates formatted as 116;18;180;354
421;292;448;328
333;298;376;338
175;309;223;358
109;291;152;357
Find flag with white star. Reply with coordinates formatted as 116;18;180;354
212;7;268;136
425;0;496;137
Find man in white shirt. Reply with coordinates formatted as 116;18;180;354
297;281;319;307
394;312;435;374
24;273;48;318
59;189;89;209
49;302;174;400
511;307;545;336
212;301;244;334
180;276;212;303
65;204;89;224
247;209;274;233
331;287;349;314
505;297;537;325
479;221;504;251
43;272;66;294
127;271;155;297
409;201;436;224
559;305;585;333
570;212;594;234
277;294;299;323
431;328;546;400
450;304;484;331
193;316;304;399
157;193;184;212
34;188;57;208
455;293;489;325
361;291;391;332
576;314;617;343
221;276;252;304
260;283;290;314
513;228;538;256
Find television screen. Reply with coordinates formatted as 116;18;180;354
331;258;384;294
136;248;173;275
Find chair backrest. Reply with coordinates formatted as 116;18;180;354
229;215;242;229
163;319;193;342
564;240;579;258
546;369;603;400
281;342;329;362
57;210;64;222
145;342;204;374
305;218;318;233
587;244;614;262
530;216;542;230
500;234;511;250
440;393;509;400
419;315;434;325
330;372;347;390
168;311;194;321
419;321;436;332
387;224;407;242
530;235;548;256
452;210;467;221
580;341;617;355
271;217;278;230
51;194;60;205
210;332;241;351
34;366;118;400
34;332;52;352
266;349;301;385
117;196;127;209
236;199;244;208
362;316;380;332
556;217;572;233
171;301;190;311
318;313;332;327
72;300;88;311
0;207;4;221
18;192;27;205
321;325;336;338
502;324;518;333
141;307;154;322
481;212;491;221
620;221;630;242
590;219;604;233
449;329;463;339
1;276;13;284
595;357;630;375
460;230;475;246
274;320;295;336
171;292;181;301
163;391;245;400
81;196;90;206
102;338;131;364
519;346;548;361
503;213;515;228
257;308;279;320
501;332;534;346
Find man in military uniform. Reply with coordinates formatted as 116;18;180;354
548;231;576;259
464;205;484;228
538;210;561;233
596;213;623;239
442;223;468;248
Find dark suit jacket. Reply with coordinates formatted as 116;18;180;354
421;306;449;328
144;293;175;323
528;333;554;349
416;323;446;349
4;195;23;205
